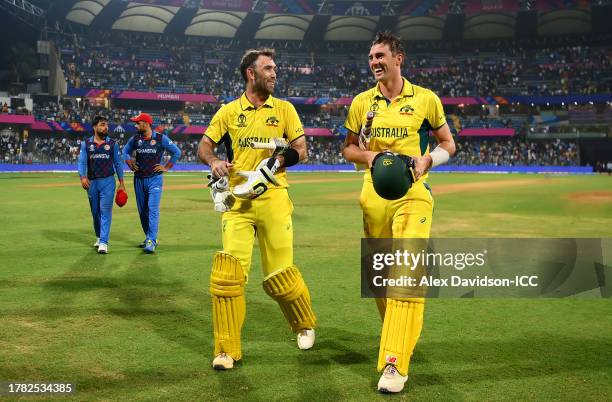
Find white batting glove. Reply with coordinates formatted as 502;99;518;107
207;175;235;212
233;158;281;199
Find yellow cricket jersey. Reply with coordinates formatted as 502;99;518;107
344;77;446;182
205;92;305;188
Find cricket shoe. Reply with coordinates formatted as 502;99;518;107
139;239;159;248
97;243;108;254
377;364;408;393
93;237;100;247
212;353;234;370
143;239;156;254
297;328;315;350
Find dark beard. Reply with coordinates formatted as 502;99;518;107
253;74;272;97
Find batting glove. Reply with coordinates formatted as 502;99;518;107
207;174;235;212
233;158;281;199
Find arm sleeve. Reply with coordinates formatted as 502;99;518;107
113;142;124;179
428;91;447;130
77;141;87;178
162;135;181;164
204;107;227;143
122;136;134;161
284;102;305;142
344;95;363;134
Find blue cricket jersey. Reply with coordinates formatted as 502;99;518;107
78;136;124;180
123;133;181;178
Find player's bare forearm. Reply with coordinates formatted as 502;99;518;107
291;136;307;161
432;123;456;156
198;136;219;165
199;135;233;177
342;132;377;167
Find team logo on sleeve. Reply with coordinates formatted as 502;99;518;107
150;140;156;145
399;105;415;115
265;116;280;127
237;113;247;127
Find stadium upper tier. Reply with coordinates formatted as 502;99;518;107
55;32;612;98
60;0;595;40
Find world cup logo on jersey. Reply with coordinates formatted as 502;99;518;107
104;144;110;151
150;140;156;146
237;113;247;127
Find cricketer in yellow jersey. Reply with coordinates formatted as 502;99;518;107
342;32;456;394
198;48;317;370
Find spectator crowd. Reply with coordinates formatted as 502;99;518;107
54;31;611;98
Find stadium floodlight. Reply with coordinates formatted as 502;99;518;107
0;0;45;28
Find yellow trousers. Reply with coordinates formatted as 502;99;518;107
222;188;294;277
361;179;433;377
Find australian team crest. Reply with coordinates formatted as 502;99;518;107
266;116;279;127
370;102;379;112
237;113;247;127
399;104;414;115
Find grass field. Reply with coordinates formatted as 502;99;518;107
1;172;611;401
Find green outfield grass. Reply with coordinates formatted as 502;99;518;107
0;172;611;401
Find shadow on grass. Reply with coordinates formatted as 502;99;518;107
42;229;133;246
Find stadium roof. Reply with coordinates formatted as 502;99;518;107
60;0;595;40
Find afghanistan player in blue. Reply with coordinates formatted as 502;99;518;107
123;113;181;253
78;115;126;254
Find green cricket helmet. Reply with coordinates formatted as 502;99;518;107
371;151;415;200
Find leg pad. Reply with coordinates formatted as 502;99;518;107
210;252;246;361
262;266;317;333
377;298;424;376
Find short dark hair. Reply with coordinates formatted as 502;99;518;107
372;31;405;59
93;115;108;126
239;48;276;82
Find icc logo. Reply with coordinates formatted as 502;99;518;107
237;113;247;127
266;116;279;127
383;159;393;166
370;103;379;112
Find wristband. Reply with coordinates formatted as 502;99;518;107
281;148;300;168
429;146;450;167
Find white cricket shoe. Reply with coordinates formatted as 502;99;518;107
97;243;108;254
93;238;100;247
377;364;408;393
212;353;234;370
297;328;315;350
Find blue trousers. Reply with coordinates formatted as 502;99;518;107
134;174;163;242
87;175;116;245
